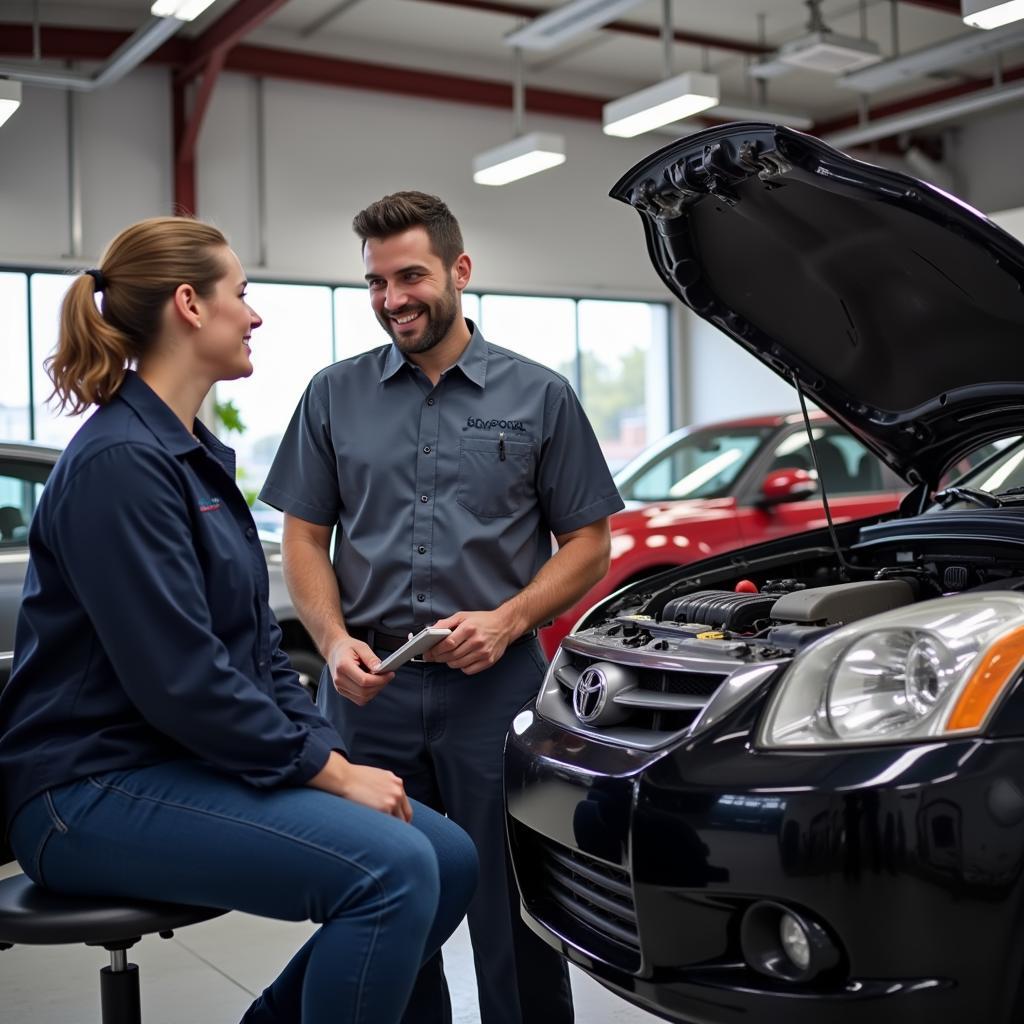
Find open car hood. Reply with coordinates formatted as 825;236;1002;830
611;123;1024;489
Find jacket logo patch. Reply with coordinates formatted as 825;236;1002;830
464;417;527;433
198;498;222;513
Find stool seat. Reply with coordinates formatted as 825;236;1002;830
0;872;225;946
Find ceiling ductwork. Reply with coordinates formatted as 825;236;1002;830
824;78;1024;147
0;15;184;91
839;19;1024;92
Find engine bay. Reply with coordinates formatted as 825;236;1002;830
576;507;1024;664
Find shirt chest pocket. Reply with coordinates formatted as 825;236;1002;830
457;437;535;518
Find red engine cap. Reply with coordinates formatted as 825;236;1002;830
734;579;758;594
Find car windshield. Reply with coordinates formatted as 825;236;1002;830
944;436;1024;496
615;425;776;502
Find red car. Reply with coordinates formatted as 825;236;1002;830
540;412;905;657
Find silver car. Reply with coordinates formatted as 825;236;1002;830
0;441;323;695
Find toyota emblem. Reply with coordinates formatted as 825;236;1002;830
573;667;608;724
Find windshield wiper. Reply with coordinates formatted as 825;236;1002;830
934;486;1004;509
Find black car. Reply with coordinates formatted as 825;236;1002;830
504;123;1024;1024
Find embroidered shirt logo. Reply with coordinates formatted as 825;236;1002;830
464;417;527;433
198;497;222;513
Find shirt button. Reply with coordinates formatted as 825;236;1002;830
245;527;256;539
417;593;426;602
418;545;426;554
257;659;267;669
420;495;429;503
423;446;431;454
427;398;435;406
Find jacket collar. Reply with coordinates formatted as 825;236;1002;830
380;319;488;389
115;371;236;474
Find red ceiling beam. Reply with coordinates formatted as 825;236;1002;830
176;0;290;83
900;0;960;12
409;0;770;56
0;24;187;62
225;43;607;119
172;0;291;213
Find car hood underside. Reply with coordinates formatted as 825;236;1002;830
610;122;1024;490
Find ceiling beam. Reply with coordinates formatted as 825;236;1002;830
225;42;607;118
177;0;291;82
0;24;188;63
407;0;771;56
2;19;1015;145
899;0;961;12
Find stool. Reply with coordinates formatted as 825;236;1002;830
0;656;227;1023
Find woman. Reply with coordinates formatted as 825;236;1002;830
0;217;478;1023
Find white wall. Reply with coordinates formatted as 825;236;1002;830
0;67;669;300
682;312;798;425
992;205;1024;242
196;73;669;298
954;104;1024;216
0;67;172;263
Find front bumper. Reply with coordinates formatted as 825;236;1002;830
504;696;1024;1024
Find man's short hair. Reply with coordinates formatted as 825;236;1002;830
352;191;464;267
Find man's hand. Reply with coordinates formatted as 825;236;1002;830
424;609;522;675
308;751;412;821
326;635;394;705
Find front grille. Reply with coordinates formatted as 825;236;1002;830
553;648;729;738
537;835;640;967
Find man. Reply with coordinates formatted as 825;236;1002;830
260;191;624;1024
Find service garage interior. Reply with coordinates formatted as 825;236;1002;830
3;1;1024;1022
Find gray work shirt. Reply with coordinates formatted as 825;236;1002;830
260;322;624;634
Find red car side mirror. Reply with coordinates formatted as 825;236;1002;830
760;468;819;506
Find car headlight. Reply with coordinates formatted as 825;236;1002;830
758;593;1024;748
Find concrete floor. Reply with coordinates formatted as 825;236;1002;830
0;862;661;1024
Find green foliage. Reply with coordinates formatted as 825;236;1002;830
234;463;259;508
214;399;246;435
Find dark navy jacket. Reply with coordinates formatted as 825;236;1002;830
0;372;343;831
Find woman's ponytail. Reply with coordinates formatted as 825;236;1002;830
47;273;136;414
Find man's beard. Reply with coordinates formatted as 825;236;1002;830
380;281;460;355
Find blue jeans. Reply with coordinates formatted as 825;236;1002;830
8;760;478;1024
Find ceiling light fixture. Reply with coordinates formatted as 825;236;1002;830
603;71;719;137
472;48;565;186
504;0;646;51
962;0;1024;29
151;0;219;22
473;132;567;185
750;0;881;79
0;79;21;129
603;0;719;138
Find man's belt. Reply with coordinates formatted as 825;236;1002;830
349;626;537;653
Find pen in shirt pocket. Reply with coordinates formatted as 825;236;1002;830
498;431;506;461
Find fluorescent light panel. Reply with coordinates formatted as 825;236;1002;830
505;0;645;50
0;79;21;129
473;132;566;186
963;0;1024;28
603;71;719;138
151;0;219;21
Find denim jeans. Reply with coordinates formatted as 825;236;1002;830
319;640;574;1024
8;760;479;1024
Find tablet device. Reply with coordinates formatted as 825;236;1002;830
372;627;452;674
